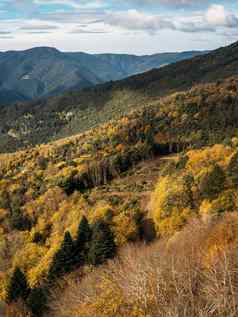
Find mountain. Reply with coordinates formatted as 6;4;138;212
1;71;238;317
0;47;206;104
0;41;237;153
2;42;238;317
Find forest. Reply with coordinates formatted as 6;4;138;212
1;76;238;316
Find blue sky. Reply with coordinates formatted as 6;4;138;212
0;0;237;54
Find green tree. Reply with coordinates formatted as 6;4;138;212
9;208;31;231
199;164;226;199
88;219;116;266
6;267;30;303
48;231;75;280
26;287;48;317
74;216;92;265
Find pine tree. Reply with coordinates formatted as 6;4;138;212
88;219;116;266
26;287;48;317
48;231;75;280
74;216;92;265
6;267;30;303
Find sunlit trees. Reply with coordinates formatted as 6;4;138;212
151;174;194;235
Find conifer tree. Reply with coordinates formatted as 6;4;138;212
88;219;116;266
26;287;48;317
48;231;75;280
6;267;30;303
74;216;92;265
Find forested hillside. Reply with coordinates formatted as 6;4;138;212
1;73;238;316
0;47;204;104
0;41;237;153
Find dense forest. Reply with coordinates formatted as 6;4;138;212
1;70;238;316
1;39;238;317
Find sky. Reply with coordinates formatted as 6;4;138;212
0;0;237;54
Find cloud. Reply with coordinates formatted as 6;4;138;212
69;27;109;33
38;10;104;24
0;35;14;39
205;4;238;27
106;9;175;33
34;0;105;9
25;31;52;34
0;31;11;34
176;21;214;33
115;0;216;9
105;5;238;34
19;24;60;31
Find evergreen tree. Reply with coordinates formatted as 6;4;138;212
26;287;48;317
48;231;75;280
6;267;30;303
9;208;31;231
74;216;92;265
88;219;116;266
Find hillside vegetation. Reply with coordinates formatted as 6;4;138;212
1;72;238;316
0;47;204;104
0;41;237;153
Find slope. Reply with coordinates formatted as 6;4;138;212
0;47;205;104
0;41;237;153
1;76;238;317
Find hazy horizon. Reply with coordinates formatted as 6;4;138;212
0;45;210;56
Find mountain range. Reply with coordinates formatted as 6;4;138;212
2;40;238;317
0;41;237;153
0;47;206;104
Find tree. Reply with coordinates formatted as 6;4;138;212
6;267;30;303
48;231;75;280
26;287;48;317
88;219;116;266
74;216;92;265
199;164;226;199
228;151;238;186
9;208;31;231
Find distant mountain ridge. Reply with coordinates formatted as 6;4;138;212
2;40;238;153
0;47;206;104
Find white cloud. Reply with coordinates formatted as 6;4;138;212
19;24;60;31
106;9;174;33
34;0;105;9
206;4;238;27
105;5;238;34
